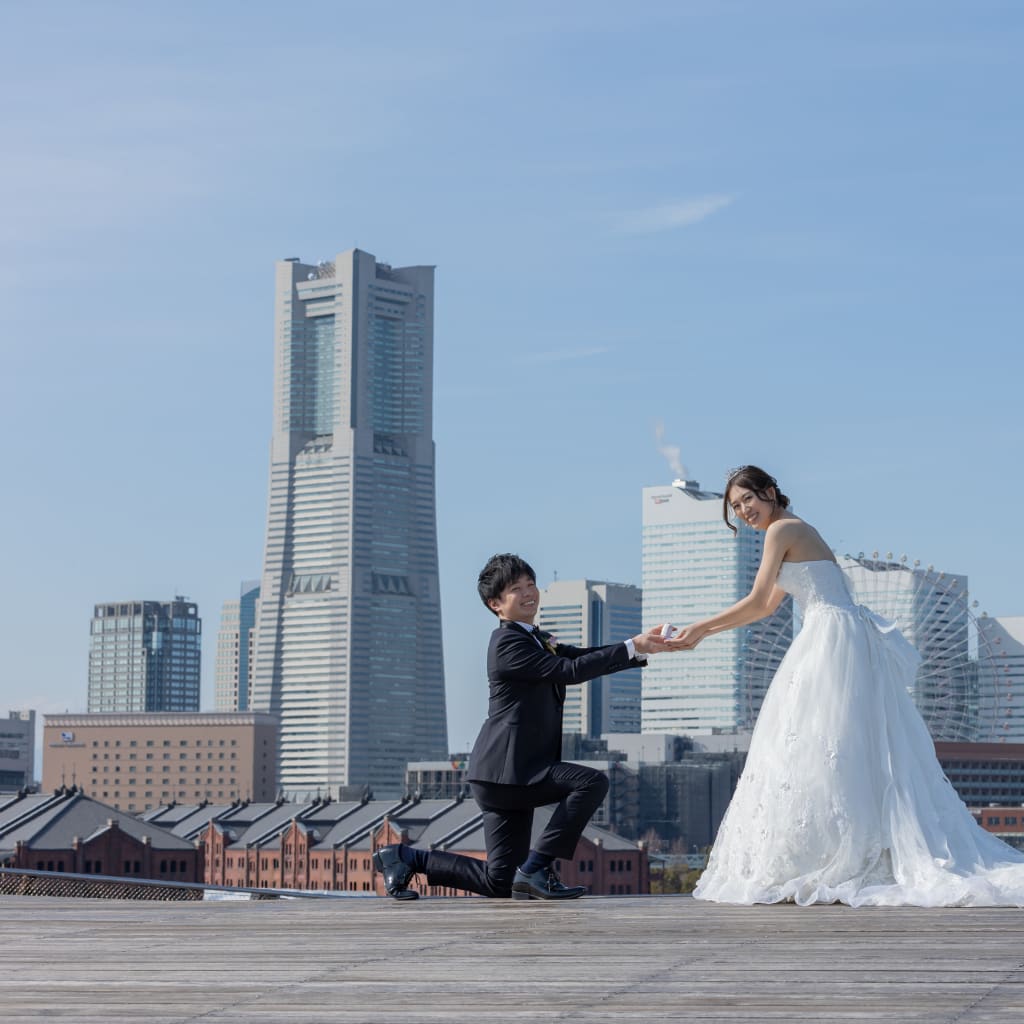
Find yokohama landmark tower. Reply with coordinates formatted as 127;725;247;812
251;249;448;798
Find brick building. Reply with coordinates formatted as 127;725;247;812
42;713;279;812
146;794;649;897
970;806;1024;850
0;787;200;881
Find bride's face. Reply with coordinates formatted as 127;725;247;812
727;485;776;531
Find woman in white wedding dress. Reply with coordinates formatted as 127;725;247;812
667;465;1024;907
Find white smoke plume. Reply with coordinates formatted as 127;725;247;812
654;422;689;480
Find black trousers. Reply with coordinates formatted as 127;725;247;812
425;762;609;898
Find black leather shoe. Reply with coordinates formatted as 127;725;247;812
372;845;419;901
511;866;587;901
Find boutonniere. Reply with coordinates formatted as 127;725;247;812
537;630;558;655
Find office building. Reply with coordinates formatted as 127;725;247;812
214;581;260;712
840;555;974;740
538;579;644;735
976;616;1024;743
251;250;447;799
41;712;279;812
87;599;201;713
935;741;1024;807
641;478;792;734
0;710;36;790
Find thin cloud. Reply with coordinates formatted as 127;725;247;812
615;194;735;234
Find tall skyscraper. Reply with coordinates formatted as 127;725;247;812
839;555;974;741
87;599;201;713
538;579;644;736
251;249;448;799
641;478;792;735
214;581;260;712
976;616;1024;743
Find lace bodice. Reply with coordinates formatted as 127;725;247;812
776;559;856;613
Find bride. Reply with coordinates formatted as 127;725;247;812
667;464;1024;907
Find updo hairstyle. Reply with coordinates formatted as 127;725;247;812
722;465;791;534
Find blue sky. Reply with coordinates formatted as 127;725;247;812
1;1;1021;756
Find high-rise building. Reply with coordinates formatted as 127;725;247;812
641;478;792;735
214;581;260;712
537;579;644;736
972;616;1024;743
87;599;201;713
839;555;974;740
0;710;36;789
251;250;447;799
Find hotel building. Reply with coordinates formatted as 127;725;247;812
42;712;279;812
641;478;792;735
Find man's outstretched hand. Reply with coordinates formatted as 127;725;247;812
632;625;676;656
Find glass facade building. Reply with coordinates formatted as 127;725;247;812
0;709;36;789
87;599;201;713
975;616;1024;743
214;581;260;712
839;555;975;741
538;579;644;736
251;250;447;799
641;479;792;735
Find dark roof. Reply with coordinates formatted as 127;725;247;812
0;790;194;855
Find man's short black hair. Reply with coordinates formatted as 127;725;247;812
477;553;536;614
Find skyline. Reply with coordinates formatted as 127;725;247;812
2;3;1022;758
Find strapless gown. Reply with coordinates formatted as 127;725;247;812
694;559;1024;907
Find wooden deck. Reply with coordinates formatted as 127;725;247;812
3;893;1024;1022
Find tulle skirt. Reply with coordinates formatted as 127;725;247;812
694;604;1024;907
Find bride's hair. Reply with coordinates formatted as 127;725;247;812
723;465;791;533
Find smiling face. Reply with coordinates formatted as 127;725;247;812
488;573;539;624
727;484;777;531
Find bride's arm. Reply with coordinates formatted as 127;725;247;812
668;525;790;648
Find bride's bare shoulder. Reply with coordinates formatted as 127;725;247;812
767;516;833;560
766;516;812;541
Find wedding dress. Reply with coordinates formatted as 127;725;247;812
694;558;1024;907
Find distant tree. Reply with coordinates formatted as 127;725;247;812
649;863;704;895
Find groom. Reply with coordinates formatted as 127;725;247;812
373;552;669;900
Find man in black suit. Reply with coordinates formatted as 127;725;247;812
374;553;670;900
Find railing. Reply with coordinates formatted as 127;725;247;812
0;867;361;901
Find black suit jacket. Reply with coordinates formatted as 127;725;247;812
467;619;642;786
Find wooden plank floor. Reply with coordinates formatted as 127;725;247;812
3;893;1024;1023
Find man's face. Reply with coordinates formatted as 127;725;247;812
488;573;539;624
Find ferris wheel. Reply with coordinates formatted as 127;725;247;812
745;551;1009;743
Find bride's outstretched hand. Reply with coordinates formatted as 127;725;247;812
666;624;707;650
